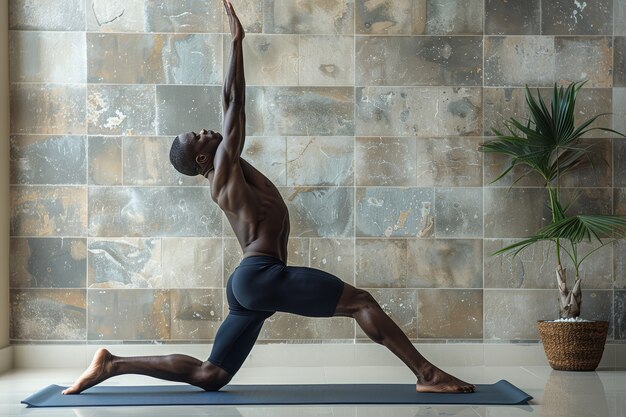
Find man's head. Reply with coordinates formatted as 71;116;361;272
169;129;223;176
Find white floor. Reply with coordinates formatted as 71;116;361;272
1;365;624;417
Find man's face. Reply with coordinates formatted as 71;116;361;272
180;129;223;168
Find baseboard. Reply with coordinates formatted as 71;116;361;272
0;345;12;373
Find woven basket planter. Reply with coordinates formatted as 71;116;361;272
537;320;609;371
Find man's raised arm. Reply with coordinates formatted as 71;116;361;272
221;0;246;160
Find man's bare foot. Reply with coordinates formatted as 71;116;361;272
416;365;475;393
62;348;114;395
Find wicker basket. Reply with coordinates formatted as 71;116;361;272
537;320;609;371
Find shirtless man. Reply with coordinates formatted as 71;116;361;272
63;0;475;395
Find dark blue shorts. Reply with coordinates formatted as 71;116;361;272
208;255;345;375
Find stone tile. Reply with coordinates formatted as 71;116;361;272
355;137;417;187
413;0;483;35
617;0;626;35
355;36;482;86
286;137;354;186
617;188;626;214
542;0;612;35
241;137;287;186
87;85;156;136
615;37;626;87
482;87;530;137
615;241;626;289
10;289;86;340
88;34;223;85
10;84;86;135
356;289;417;339
580;290;614;336
247;87;354;136
484;36;556;87
10;135;86;185
560;187;612;216
88;289;170;340
170;289;223;340
282;187;353;237
574;88;614;138
10;238;87;288
407;239;482;288
287;238;310;267
86;0;147;32
555;37;613;88
146;0;223;33
483;148;546;187
484;187;550;238
260;314;354;340
88;239;162;289
88;137;122;185
123;137;205;186
9;0;85;30
156;86;222;136
484;0;541;35
355;187;434;237
558;138;612;188
88;187;222;237
10;186;87;237
437;87;483;136
416;137;483;187
9;32;85;83
434;188;483;238
299;36;354;86
355;239;407;288
616;291;626;339
356;0;413;34
417;289;483;339
618;141;626;187
223;238;243;285
615;88;626;134
222;0;263;33
310;238;354;283
484;239;613;290
264;0;354;34
224;35;298;86
484;289;555;339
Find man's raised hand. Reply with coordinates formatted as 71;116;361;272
223;0;245;41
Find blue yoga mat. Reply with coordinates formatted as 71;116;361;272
22;380;532;407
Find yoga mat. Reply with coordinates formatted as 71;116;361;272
22;380;532;407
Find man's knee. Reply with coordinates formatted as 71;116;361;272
193;362;232;391
335;285;379;316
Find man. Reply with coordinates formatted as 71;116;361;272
63;0;474;395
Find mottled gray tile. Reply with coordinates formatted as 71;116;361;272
299;36;354;86
617;0;626;35
356;0;412;34
555;37;613;88
10;84;86;135
355;137;417;187
171;289;223;340
9;0;85;30
355;239;406;288
542;0;612;35
123;137;205;186
146;0;223;33
434;188;483;238
156;86;223;136
88;239;162;289
10;186;87;237
88;85;156;135
286;136;354;186
615;89;626;134
88;187;222;237
484;0;540;35
224;35;298;86
560;187;613;216
88;34;223;85
163;238;222;289
241;137;286;186
413;0;483;35
223;0;263;33
10;289;86;340
615;241;626;289
407;239;482;288
356;289;417;339
223;238;243;284
264;0;354;34
616;291;626;339
482;87;530;136
9;32;86;83
580;290;614;334
438;88;483;136
283;187;353;237
87;0;146;32
310;238;354;283
88;289;170;340
484;289;555;339
484;187;550;238
416;137;483;187
247;87;354;136
88;137;122;185
356;36;482;86
484;36;556;87
356;187;434;238
287;238;310;266
618;141;626;188
617;188;626;214
10;135;86;185
558;139;612;188
417;289;482;339
260;314;354;340
616;37;626;87
10;238;87;288
483;147;546;187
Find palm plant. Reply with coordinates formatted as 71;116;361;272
480;81;626;319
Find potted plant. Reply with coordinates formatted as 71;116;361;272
480;81;626;371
